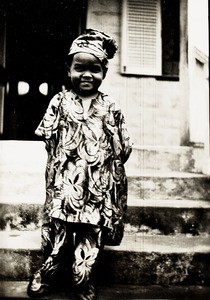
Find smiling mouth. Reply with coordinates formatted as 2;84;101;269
80;82;93;87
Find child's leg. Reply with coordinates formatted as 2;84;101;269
27;218;68;297
71;224;103;300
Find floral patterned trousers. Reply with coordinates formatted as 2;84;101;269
27;219;103;299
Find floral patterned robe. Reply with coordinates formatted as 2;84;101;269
36;89;132;246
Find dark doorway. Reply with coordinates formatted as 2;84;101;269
2;0;87;140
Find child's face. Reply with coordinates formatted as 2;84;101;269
69;52;104;97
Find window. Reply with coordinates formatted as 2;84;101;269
121;0;180;77
18;81;30;95
39;83;48;96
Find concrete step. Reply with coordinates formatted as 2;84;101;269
125;201;210;235
2;141;208;223
128;171;210;200
1;141;209;204
0;230;210;285
0;140;46;204
1;281;210;299
1;201;210;235
126;145;205;173
1;171;210;205
0;141;205;174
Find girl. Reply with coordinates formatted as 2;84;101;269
27;29;132;299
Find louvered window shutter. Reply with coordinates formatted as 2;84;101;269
121;0;162;75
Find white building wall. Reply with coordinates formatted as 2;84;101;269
188;0;209;57
86;0;182;147
188;0;209;144
188;0;209;173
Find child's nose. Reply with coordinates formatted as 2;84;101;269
82;70;92;77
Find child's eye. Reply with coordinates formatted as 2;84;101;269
91;66;102;73
75;66;84;72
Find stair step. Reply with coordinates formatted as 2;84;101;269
128;198;210;208
1;281;210;300
0;230;41;249
126;145;204;173
1;201;210;235
0;281;210;299
0;141;46;204
1;230;210;253
128;171;210;200
1;141;209;204
126;198;210;235
0;230;210;285
1;141;204;174
1;171;209;204
0;171;45;204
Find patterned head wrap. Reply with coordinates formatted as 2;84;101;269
68;29;118;70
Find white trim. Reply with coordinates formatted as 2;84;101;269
121;0;128;73
194;47;209;64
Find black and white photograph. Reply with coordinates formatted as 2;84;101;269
0;0;209;299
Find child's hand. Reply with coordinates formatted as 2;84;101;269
43;256;54;270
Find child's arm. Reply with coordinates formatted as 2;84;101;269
105;98;132;164
35;93;62;139
113;109;132;164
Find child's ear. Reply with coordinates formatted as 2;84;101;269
68;71;71;77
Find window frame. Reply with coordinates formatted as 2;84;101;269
121;0;180;79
